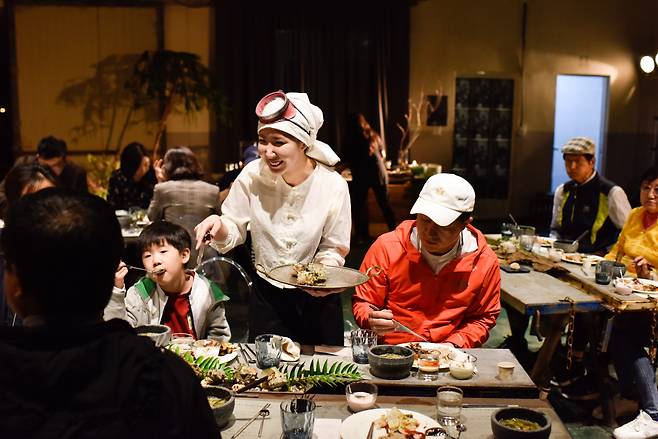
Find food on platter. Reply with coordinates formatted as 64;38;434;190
292;263;327;286
561;253;604;265
403;342;459;369
615;277;658;294
536;237;555;247
509;262;521;271
375;407;424;438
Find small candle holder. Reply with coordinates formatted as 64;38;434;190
345;382;378;412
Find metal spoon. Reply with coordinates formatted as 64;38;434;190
231;403;270;439
126;265;165;275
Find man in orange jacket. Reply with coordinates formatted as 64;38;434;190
352;173;501;348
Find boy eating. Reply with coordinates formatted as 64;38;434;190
105;220;231;341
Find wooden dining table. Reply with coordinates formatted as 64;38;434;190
495;240;658;425
296;346;537;398
220;393;571;438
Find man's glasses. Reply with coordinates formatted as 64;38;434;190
255;90;310;135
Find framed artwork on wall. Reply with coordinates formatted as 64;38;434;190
453;77;514;199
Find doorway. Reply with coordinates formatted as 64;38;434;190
551;75;609;193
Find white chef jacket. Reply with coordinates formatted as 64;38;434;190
211;159;351;288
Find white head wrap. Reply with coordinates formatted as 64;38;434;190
257;92;340;166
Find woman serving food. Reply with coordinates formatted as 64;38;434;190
194;91;351;345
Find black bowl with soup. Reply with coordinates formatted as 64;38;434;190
368;345;414;379
204;386;235;428
491;407;551;439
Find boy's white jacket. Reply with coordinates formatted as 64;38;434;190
104;273;231;341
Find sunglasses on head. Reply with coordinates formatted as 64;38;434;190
255;90;310;135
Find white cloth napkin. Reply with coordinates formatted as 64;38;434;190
280;336;301;361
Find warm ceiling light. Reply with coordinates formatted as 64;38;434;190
655;52;658;65
640;56;655;73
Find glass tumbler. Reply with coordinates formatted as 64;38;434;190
595;260;614;285
280;398;316;439
255;334;282;368
436;385;463;426
350;329;377;364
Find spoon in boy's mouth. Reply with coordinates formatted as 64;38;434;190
126;265;165;276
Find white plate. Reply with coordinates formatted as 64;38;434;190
561;253;604;265
397;342;465;369
616;277;658;295
340;408;439;439
536;236;556;247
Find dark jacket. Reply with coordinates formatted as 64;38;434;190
558;173;619;253
0;319;219;439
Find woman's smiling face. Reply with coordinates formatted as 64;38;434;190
641;177;658;214
257;128;308;175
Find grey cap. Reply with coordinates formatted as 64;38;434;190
561;137;595;156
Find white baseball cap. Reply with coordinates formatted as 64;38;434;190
410;173;475;226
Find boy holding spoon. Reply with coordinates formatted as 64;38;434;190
105;220;231;341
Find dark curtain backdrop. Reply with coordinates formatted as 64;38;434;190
213;0;409;169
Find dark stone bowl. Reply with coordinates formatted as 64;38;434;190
204;386;235;428
135;324;171;347
491;407;551;439
368;345;414;380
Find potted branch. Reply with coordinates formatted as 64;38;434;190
127;49;229;160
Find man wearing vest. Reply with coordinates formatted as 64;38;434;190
551;136;631;253
549;137;631;401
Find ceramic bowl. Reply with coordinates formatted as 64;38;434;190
491;407;551;439
204;386;235;428
368;345;414;379
135;324;172;347
552;239;578;253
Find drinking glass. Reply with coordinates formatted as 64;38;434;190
501;223;513;240
595;260;614;285
612;262;627;280
436;385;463;426
519;234;536;252
345;382;378;412
171;333;194;346
255;334;282;368
350;329;377;364
417;352;441;381
280;398;316;439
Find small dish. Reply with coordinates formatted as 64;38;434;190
368;345;414;379
491;407;551;438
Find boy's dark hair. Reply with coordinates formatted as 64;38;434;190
1;188;123;322
162;146;203;181
137;220;192;255
640;166;658;185
37;136;68;159
4;164;57;208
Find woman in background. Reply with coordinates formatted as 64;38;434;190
107;142;155;211
343;113;396;244
148;146;222;265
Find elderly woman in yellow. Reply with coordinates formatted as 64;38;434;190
607;167;658;438
606;166;658;279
